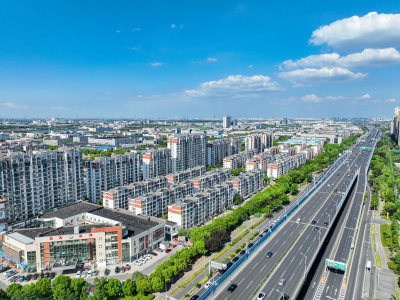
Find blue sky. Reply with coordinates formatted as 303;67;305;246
0;1;400;119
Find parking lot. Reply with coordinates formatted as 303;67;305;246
0;245;183;290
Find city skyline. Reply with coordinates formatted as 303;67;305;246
1;1;399;119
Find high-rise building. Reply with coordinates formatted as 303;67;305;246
391;107;400;145
223;116;231;129
142;148;172;180
86;152;142;202
245;132;274;153
168;134;207;173
0;149;84;222
207;137;241;166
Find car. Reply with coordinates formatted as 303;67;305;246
265;251;273;258
43;273;49;278
227;283;238;293
248;243;254;248
25;274;32;281
81;271;87;278
124;265;131;271
232;256;239;262
76;271;82;278
256;292;266;300
279;278;286;286
49;272;55;279
8;276;18;283
189;296;200;300
93;270;98;276
204;281;212;289
115;267;120;273
323;221;328;226
240;249;246;255
311;220;316;225
121;267;126;273
296;218;301;224
18;276;24;282
280;294;289;300
37;274;43;280
165;248;172;253
258;234;264;239
264;228;269;233
104;269;110;276
314;226;319;231
87;270;92;277
32;273;38;280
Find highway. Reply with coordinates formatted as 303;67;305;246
305;130;378;300
209;131;376;300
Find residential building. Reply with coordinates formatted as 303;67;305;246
245;132;274;153
86;152;142;203
142;148;172;180
207;137;241;166
168;134;207;172
0;149;84;222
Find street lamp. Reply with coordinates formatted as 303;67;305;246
326;213;331;226
318;229;321;246
300;252;307;278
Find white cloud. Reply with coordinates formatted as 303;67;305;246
132;27;141;32
281;48;400;70
116;30;120;33
171;24;176;29
207;58;218;63
129;46;140;51
385;98;397;103
248;64;254;68
52;106;72;111
1;101;28;109
310;12;400;49
278;67;366;86
185;74;282;98
150;62;164;67
300;93;373;103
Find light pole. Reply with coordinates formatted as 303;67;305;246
300;252;307;278
326;213;331;226
318;229;321;246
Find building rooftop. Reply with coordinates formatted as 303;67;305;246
38;201;161;236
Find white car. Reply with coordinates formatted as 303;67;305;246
81;271;87;278
204;281;212;289
87;270;92;277
76;271;81;278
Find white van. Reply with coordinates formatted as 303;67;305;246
296;218;301;224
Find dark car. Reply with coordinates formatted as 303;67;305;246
323;221;328;226
314;226;319;231
265;251;273;258
258;234;264;239
121;267;126;273
240;249;246;255
248;243;254;248
43;273;49;278
32;273;38;280
280;294;289;300
264;228;269;233
104;269;110;276
189;295;200;300
25;274;32;281
227;283;238;293
311;220;316;225
232;256;239;262
115;267;120;273
49;272;55;279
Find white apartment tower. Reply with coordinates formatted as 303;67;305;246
86;152;142;202
168;134;207;173
0;149;84;222
245;132;274;153
223;116;232;129
142;148;172;180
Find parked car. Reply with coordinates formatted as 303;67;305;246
240;249;246;255
204;281;212;289
165;248;172;253
81;271;87;278
104;269;110;276
18;276;25;282
232;256;239;262
93;270;98;276
121;267;126;273
76;271;82;278
256;292;266;300
115;267;120;274
49;272;55;279
32;273;39;280
124;264;131;270
248;243;254;248
189;296;199;300
25;274;32;281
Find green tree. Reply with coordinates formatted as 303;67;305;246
131;271;144;282
35;278;51;298
0;288;7;300
93;277;108;300
178;228;191;240
233;193;243;205
105;278;121;299
384;202;397;216
151;275;164;292
122;279;136;297
6;284;22;299
136;276;152;294
71;278;88;298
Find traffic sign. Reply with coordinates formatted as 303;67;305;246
326;259;346;270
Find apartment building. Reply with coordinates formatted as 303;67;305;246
245;132;274;153
86;152;142;202
207;137;241;167
266;153;307;179
102;167;204;210
229;170;264;199
142;148;172;180
167;182;234;228
191;168;231;192
223;150;256;170
0;149;84;222
392;107;400;145
168;134;207;172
